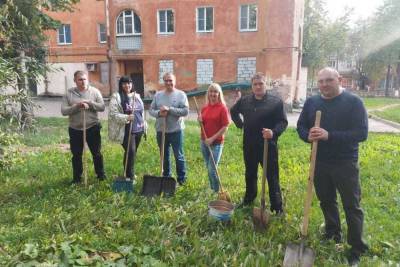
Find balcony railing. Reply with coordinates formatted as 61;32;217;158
116;35;142;50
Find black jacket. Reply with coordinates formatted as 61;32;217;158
230;93;288;146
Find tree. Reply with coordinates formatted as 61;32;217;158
355;0;400;94
0;0;79;129
302;0;352;86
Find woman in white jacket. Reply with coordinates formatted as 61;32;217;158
109;76;145;179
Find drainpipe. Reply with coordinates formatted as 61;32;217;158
104;0;112;96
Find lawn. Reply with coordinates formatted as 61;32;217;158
362;97;400;110
0;118;399;266
372;106;400;124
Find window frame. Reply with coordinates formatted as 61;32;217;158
57;24;72;45
157;9;175;35
116;10;142;36
98;23;107;43
239;4;258;32
196;6;214;33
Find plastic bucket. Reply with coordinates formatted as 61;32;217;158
208;200;234;221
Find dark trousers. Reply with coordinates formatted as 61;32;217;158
156;130;187;184
314;160;368;254
122;129;143;178
68;124;105;181
243;141;283;211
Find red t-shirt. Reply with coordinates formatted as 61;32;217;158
201;102;230;144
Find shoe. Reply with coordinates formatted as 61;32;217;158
323;232;342;243
236;201;253;209
347;252;360;266
97;174;107;181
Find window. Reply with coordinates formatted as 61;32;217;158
116;10;141;36
58;24;71;44
197;59;213;84
197;7;213;32
98;23;107;43
158;9;174;34
159;60;174;83
239;4;257;31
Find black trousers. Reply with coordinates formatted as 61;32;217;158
314;160;368;254
243;141;283;211
68;124;105;181
121;129;143;178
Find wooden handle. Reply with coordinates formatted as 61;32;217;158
261;139;268;211
301;110;321;236
193;96;224;191
160;116;166;176
83;110;87;187
124;92;136;178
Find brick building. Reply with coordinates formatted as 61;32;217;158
40;0;306;104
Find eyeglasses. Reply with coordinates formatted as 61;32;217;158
318;78;334;84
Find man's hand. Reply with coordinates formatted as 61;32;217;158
308;127;329;142
159;105;169;117
262;128;273;139
77;102;89;109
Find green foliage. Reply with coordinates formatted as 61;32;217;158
0;130;22;171
362;97;400;109
0;120;399;266
373;106;400;123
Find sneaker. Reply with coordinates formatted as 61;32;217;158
347;252;360;266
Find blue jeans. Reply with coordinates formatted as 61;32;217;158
201;142;223;192
157;130;186;184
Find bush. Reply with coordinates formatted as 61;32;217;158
0;129;22;171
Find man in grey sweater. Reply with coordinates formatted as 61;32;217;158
149;73;189;185
61;71;106;184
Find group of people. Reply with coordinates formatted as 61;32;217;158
61;67;368;265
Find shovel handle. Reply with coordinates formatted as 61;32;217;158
301;110;321;236
160;116;167;176
124;92;136;178
83;109;87;187
193;96;224;192
261;139;268;211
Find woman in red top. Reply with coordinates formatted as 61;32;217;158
198;83;230;192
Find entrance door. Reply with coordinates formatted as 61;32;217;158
124;60;144;98
130;73;144;98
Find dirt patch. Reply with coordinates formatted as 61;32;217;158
16;143;70;154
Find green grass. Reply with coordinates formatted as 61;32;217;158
372;106;400;124
362;97;400;110
0;119;399;266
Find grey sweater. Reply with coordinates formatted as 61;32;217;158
61;86;105;130
149;89;189;133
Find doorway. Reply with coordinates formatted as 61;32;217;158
124;60;144;98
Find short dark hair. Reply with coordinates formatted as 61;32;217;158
251;72;266;83
73;70;87;79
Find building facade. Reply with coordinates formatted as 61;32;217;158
41;0;305;104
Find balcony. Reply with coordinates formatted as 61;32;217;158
116;35;142;50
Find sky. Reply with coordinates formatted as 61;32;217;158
325;0;384;21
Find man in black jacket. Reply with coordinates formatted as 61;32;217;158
231;73;288;214
297;67;368;266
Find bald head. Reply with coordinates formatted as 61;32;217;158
317;67;342;99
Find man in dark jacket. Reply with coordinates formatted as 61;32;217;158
297;67;368;266
231;73;288;214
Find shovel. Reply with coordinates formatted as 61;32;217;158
193;97;231;202
112;92;136;193
283;110;321;267
252;138;270;231
141;116;176;197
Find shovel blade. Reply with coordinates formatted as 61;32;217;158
252;207;269;231
161;177;176;197
141;175;162;197
283;243;315;267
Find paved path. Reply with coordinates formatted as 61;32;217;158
33;97;400;133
